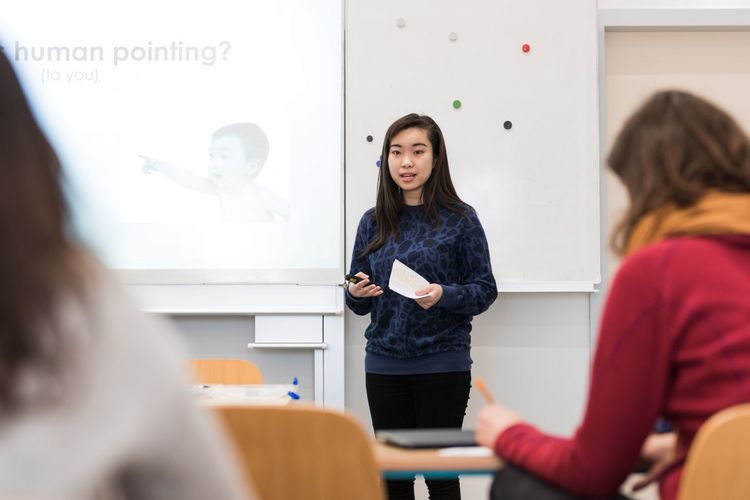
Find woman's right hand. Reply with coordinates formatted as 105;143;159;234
347;272;383;298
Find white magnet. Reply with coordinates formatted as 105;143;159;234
449;32;458;42
396;18;406;28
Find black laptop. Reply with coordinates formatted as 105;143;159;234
376;428;478;449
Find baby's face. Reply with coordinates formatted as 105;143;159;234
208;135;255;186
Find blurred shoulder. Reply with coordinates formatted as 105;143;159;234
615;239;676;285
620;235;745;272
67;253;187;362
614;235;742;290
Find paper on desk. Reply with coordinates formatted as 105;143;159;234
192;384;294;405
389;259;430;299
438;447;494;457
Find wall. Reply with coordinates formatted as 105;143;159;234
605;30;750;280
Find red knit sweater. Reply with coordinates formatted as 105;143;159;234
494;235;750;499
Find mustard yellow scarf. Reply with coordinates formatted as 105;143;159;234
625;191;750;256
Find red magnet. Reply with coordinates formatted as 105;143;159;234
522;43;531;53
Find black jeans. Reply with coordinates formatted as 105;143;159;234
490;465;632;500
366;371;471;500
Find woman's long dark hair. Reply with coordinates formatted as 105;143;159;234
0;51;87;410
608;90;750;256
362;113;465;255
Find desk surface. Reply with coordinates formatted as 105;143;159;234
374;442;502;478
205;400;501;477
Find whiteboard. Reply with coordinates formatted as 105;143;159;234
1;0;343;286
346;0;600;290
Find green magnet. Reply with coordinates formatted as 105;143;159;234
452;99;462;109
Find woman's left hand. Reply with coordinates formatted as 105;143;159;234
476;403;522;449
632;432;678;491
414;284;443;309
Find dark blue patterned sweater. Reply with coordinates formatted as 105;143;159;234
346;203;497;374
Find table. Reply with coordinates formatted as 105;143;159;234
194;384;294;406
374;442;502;479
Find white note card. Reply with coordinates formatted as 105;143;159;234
388;259;430;299
438;447;494;457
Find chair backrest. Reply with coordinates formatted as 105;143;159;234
216;405;385;500
190;358;264;384
678;403;750;500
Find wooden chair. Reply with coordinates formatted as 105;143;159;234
216;405;385;500
678;403;750;500
190;358;264;384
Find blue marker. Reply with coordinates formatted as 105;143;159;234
288;376;300;400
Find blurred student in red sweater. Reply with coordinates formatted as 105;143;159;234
477;90;750;500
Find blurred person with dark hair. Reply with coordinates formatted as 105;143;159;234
0;51;253;500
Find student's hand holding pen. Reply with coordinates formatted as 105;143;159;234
631;432;678;492
347;272;384;299
474;377;522;450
